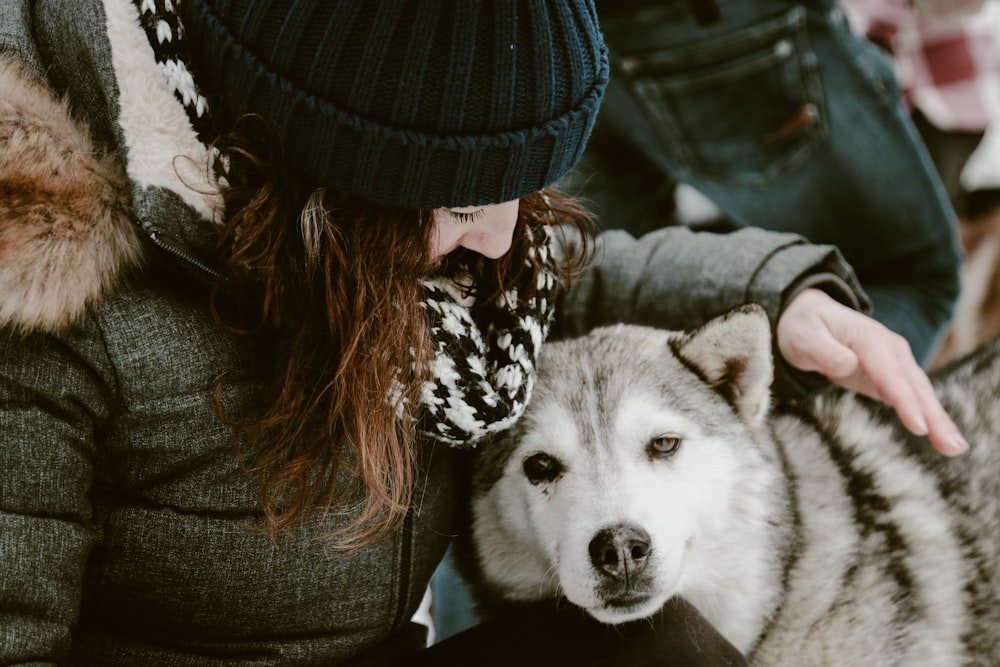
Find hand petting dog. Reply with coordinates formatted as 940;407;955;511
777;288;969;457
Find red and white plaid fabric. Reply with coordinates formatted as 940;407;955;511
842;0;1000;132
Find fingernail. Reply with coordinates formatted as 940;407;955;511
946;433;969;456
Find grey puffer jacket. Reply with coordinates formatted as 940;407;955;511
0;1;867;665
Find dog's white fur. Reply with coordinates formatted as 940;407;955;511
464;305;1000;665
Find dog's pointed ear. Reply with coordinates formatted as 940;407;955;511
671;304;773;427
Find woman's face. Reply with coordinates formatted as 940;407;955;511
430;200;520;263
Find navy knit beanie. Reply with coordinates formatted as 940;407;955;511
181;0;609;209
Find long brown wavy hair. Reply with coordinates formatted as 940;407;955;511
210;118;593;548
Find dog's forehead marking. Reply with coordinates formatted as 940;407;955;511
613;393;703;444
532;328;698;458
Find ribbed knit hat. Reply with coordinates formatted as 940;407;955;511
181;0;609;209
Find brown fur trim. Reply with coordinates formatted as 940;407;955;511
0;57;144;334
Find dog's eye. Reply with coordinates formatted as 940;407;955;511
522;453;563;483
648;435;681;457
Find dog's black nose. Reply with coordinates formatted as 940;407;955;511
589;524;651;579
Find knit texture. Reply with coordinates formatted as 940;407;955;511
180;0;609;208
133;0;212;137
417;223;557;445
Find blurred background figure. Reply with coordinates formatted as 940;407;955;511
566;0;964;369
840;0;1000;364
841;0;999;215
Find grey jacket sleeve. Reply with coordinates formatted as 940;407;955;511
0;0;47;82
551;224;871;395
0;324;111;665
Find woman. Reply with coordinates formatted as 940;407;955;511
0;1;964;665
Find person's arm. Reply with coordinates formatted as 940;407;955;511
0;324;112;664
0;10;98;662
552;224;867;394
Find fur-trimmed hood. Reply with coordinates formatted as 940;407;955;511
0;58;143;333
0;0;223;335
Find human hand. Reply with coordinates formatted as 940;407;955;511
776;288;968;457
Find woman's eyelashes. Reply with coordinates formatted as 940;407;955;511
449;208;485;224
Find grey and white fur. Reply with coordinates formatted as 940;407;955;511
460;304;1000;666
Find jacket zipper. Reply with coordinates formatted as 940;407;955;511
145;227;222;281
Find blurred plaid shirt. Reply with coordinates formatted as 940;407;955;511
842;0;1000;132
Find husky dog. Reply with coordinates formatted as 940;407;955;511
461;305;1000;666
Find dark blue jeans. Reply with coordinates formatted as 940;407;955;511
578;0;962;366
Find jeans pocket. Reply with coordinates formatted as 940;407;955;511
617;6;826;187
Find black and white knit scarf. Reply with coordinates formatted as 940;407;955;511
136;0;559;447
417;225;558;446
133;0;213;138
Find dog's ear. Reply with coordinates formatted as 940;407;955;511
671;304;773;427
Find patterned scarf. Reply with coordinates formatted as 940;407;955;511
133;0;213;138
417;225;558;446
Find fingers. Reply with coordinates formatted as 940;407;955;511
837;313;968;456
778;289;968;457
920;384;969;457
926;411;970;456
843;323;927;426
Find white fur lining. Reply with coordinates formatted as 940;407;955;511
102;0;223;223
